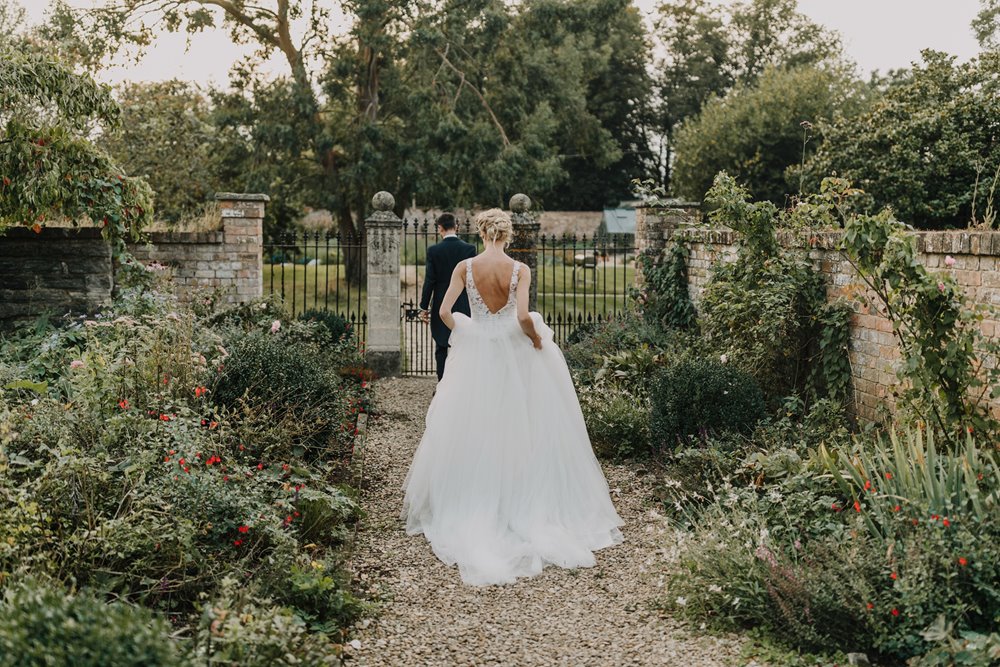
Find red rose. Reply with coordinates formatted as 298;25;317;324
958;557;968;566
238;525;249;534
891;608;900;617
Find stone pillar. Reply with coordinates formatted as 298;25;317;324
365;191;403;377
215;192;268;302
508;193;540;311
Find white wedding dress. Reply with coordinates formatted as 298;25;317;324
401;258;624;586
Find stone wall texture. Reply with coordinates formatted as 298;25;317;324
0;227;113;325
0;195;265;328
636;207;1000;422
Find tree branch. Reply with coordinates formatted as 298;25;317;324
433;47;510;147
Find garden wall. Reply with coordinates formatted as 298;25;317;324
0;194;266;328
637;207;1000;422
0;227;113;326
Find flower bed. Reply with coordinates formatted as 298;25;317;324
0;266;371;665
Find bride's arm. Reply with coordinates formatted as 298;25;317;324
515;265;542;349
438;261;468;331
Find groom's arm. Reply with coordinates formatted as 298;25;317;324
419;247;436;311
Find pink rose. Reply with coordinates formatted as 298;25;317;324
937;282;945;293
270;320;281;334
945;255;956;267
70;359;85;369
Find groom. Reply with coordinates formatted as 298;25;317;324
419;213;477;380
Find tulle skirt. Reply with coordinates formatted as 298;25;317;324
401;312;624;586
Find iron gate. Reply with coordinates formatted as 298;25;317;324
399;219;636;376
263;231;368;345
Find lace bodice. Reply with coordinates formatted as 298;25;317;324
466;259;520;321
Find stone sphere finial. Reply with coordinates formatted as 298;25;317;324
509;193;531;213
372;191;395;212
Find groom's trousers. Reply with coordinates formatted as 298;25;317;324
435;342;448;381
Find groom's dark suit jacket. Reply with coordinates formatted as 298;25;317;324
420;235;477;348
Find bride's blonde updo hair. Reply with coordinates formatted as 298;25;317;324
475;208;513;247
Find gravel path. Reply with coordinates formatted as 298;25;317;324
346;378;752;667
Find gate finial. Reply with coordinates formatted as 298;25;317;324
509;193;531;213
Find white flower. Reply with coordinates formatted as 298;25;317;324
675;596;687;607
720;353;728;364
708;584;723;594
270;320;281;334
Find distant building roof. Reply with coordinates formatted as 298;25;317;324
600;208;637;235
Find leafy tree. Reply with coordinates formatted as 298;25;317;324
805;50;1000;228
525;0;655;210
653;0;731;188
0;45;153;252
726;0;842;83
671;65;867;204
651;0;843;191
975;0;1000;50
100;80;220;223
59;0;648;278
0;0;24;36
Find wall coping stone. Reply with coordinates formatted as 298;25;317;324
667;227;1000;256
214;192;271;202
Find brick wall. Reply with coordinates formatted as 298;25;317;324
0;193;266;328
636;207;1000;421
128;194;265;304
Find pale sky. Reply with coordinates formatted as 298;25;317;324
21;0;986;87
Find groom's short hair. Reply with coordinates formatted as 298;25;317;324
436;213;457;231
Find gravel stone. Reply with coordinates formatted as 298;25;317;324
347;378;755;666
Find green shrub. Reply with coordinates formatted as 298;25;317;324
579;386;650;459
665;427;1000;662
698;173;852;407
211;329;350;458
192;578;343;666
299;309;352;342
650;358;765;447
0;580;184;667
564;313;703;382
271;555;364;634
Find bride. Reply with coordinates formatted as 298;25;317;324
401;208;624;586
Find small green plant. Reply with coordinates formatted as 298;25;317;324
916;615;1000;666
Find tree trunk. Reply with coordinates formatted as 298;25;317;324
338;203;367;287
